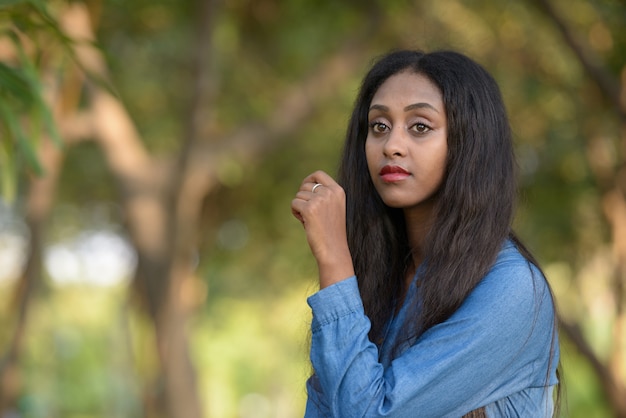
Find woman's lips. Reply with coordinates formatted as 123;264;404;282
380;165;410;182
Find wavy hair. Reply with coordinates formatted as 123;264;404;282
337;50;560;415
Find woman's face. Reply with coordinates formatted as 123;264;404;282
365;71;448;212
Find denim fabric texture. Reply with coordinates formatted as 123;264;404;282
304;241;559;417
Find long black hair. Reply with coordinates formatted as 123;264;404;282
337;49;560;412
339;49;518;338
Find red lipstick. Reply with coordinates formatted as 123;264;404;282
380;165;410;183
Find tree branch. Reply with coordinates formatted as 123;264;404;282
187;41;369;193
532;0;625;120
559;317;626;416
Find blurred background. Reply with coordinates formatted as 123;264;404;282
0;0;625;417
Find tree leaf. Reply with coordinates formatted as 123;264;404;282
0;100;44;176
0;61;35;106
7;28;63;147
0;140;16;202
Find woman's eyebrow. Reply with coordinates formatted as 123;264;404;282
368;104;389;112
368;103;439;113
404;102;439;113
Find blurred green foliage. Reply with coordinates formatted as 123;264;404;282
0;0;66;200
1;0;625;416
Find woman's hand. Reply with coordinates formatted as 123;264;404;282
291;171;355;288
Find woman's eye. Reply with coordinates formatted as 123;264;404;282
411;123;431;134
370;122;389;133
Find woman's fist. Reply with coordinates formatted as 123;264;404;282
291;171;354;288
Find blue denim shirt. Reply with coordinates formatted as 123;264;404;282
305;241;559;417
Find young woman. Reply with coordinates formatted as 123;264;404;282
291;50;561;417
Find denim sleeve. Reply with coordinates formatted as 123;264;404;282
305;261;557;418
304;373;331;417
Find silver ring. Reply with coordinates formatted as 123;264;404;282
312;183;322;193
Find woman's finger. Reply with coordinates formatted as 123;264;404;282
291;199;305;224
301;170;339;190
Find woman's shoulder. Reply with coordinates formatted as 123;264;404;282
493;239;531;267
488;239;546;289
468;239;553;318
455;239;556;364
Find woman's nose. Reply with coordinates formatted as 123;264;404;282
383;128;407;157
